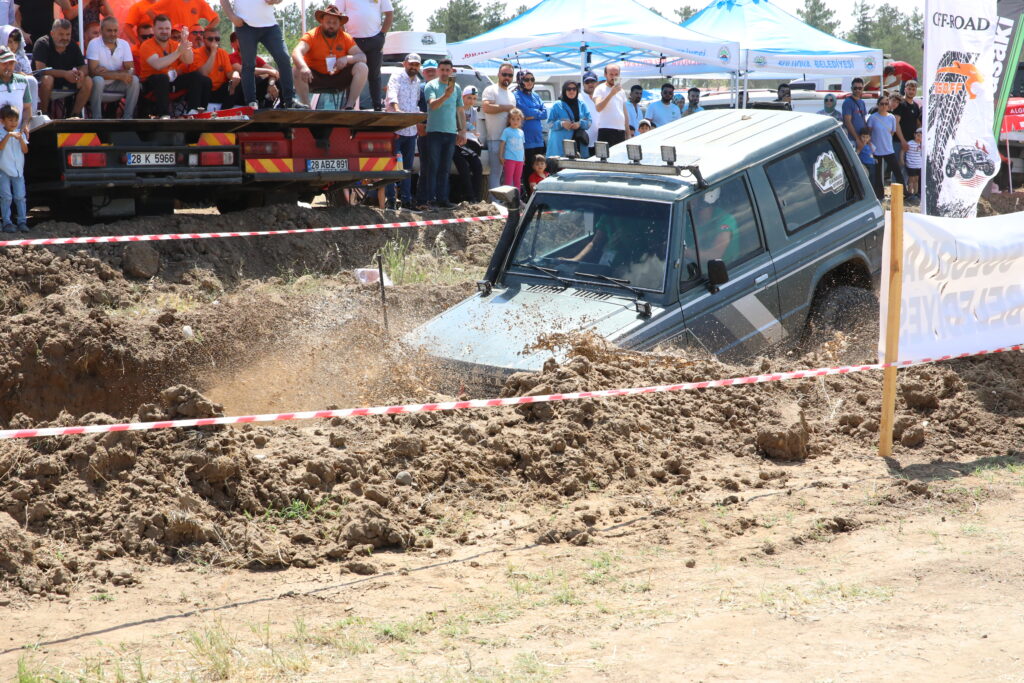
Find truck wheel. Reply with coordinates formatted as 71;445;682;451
982;163;995;176
959;160;975;179
944;161;956;178
803;285;878;358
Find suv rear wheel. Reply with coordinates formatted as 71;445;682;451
803;285;879;360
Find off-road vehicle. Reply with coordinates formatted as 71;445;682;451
406;110;884;385
944;144;996;179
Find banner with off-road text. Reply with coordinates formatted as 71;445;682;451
879;211;1024;361
923;0;1001;217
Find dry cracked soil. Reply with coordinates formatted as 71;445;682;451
2;197;1024;681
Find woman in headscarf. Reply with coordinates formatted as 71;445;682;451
816;93;841;122
0;26;38;114
514;69;546;191
546;80;590;157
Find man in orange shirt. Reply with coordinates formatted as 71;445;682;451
194;26;238;109
291;5;366;109
123;0;159;46
148;0;218;35
139;15;210;117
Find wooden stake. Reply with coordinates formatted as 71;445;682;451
879;184;905;457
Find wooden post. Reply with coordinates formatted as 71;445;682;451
879;184;905;457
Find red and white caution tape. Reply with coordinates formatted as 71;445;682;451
0;215;504;248
2;344;1020;440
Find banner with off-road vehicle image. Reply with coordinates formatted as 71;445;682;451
923;0;1001;217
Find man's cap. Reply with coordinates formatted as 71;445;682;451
0;47;14;63
405;52;421;64
422;59;438;69
315;5;348;23
463;85;478;96
915;127;922;133
582;70;598;82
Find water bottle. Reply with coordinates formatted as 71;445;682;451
396;152;404;171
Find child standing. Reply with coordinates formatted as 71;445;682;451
857;127;876;182
0;105;28;233
526;154;547;197
499;108;525;190
905;128;923;201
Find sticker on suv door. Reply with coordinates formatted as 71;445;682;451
813;151;846;194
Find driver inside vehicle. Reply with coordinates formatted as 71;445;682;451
566;214;668;287
686;186;739;273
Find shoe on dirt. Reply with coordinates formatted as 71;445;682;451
17;224;28;232
2;224;16;233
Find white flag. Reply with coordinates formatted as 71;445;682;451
922;0;1000;217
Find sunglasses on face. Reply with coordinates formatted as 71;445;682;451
206;35;220;41
565;86;578;91
140;34;153;39
522;77;534;82
499;72;513;77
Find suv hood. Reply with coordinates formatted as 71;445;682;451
404;284;656;373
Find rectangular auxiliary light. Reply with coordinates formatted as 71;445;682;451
561;138;578;159
593;141;609;160
626;144;642;163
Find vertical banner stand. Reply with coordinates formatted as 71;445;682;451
879;184;905;457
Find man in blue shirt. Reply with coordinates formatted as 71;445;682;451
842;77;868;143
644;83;681;128
420;58;462;209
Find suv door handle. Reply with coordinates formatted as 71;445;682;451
754;274;770;285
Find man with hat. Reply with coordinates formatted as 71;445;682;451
338;0;392;111
384;51;420;209
291;4;367;110
0;47;31;135
578;70;600;157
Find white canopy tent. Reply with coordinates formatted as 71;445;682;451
449;0;740;78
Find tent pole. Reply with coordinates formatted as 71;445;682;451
301;0;307;34
78;3;84;49
742;72;749;109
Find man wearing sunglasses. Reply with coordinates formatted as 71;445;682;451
842;77;868;143
194;26;239;109
482;61;515;189
86;16;140;118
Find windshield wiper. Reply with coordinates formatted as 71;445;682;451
574;271;653;317
511;262;571;288
573;271;645;298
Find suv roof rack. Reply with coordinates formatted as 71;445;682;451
551;155;707;188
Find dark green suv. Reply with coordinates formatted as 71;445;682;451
406;110;884;381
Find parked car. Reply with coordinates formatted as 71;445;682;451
406;109;884;387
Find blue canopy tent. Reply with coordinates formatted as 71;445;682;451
678;0;882;83
449;0;740;78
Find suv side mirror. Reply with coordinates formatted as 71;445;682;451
706;259;729;293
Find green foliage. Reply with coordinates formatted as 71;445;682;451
838;2;923;68
675;5;699;23
427;0;519;42
391;0;414;32
797;0;839;35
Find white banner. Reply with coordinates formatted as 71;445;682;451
879;211;1024;361
745;51;882;76
922;0;1001;217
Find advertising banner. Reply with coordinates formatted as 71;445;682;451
879;211;1024;361
994;0;1024;134
922;0;1001;217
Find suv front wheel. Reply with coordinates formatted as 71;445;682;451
803;285;879;360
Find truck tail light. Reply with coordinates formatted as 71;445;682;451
67;152;107;167
359;140;392;154
199;151;235;166
243;141;285;156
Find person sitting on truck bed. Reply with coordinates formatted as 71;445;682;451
122;0;157;47
86;17;140;119
139;16;210;117
192;26;239;109
292;4;367;110
33;19;93;118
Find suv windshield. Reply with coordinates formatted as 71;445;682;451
508;193;672;292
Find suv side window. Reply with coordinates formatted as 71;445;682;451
682;176;763;281
764;134;859;233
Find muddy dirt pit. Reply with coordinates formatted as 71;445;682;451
2;200;1024;603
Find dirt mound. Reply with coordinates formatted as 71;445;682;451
29;202;505;285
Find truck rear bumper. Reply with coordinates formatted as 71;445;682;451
245;171;407;184
52;170;243;190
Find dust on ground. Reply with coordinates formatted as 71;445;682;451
3;198;1024;679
